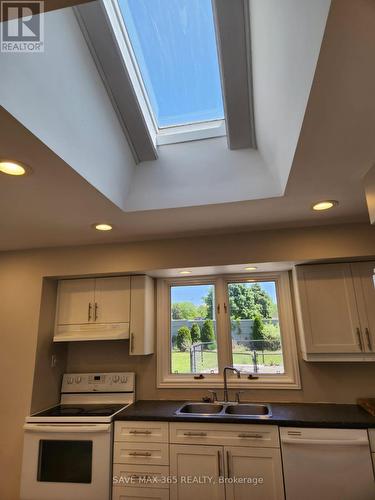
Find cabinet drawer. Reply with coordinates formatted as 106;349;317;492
114;442;169;466
170;422;279;448
115;421;169;443
113;464;169;489
113;487;169;500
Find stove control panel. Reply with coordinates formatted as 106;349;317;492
61;372;135;393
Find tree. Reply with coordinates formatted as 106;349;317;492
252;314;265;341
228;283;274;320
203;288;214;319
176;326;192;352
196;304;208;319
172;301;197;320
249;283;274;319
201;319;215;348
190;323;201;344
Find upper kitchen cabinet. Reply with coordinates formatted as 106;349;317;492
352;261;375;352
293;262;375;361
129;275;154;356
54;276;154;355
56;278;96;326
94;277;130;325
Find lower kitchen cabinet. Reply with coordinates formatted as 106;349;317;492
113;421;284;500
224;446;284;500
170;444;225;500
169;441;284;500
113;487;169;499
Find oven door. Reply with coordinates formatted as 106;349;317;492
20;423;112;500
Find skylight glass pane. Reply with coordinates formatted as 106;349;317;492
118;0;224;128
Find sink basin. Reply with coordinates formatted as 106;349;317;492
224;404;271;416
177;403;224;415
175;402;272;417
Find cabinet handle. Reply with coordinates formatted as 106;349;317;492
217;304;220;314
356;328;363;351
217;450;222;477
94;302;98;321
365;328;372;351
226;450;231;478
238;433;263;438
129;451;152;457
183;432;207;437
88;303;92;321
129;430;152;435
224;302;227;313
130;333;134;353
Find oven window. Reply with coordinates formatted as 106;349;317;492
38;440;92;483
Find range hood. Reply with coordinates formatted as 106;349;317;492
53;322;130;342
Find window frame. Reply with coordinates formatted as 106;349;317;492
157;271;301;389
111;0;227;146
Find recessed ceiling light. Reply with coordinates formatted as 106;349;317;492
247;279;256;282
312;200;338;211
0;160;30;176
94;223;113;231
179;270;192;275
244;266;257;271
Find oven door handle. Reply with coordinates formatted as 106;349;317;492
23;423;111;434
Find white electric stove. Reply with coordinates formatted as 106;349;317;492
20;372;135;500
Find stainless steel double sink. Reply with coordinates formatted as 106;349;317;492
175;402;272;418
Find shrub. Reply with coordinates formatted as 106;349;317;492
201;319;216;349
252;315;265;341
171;334;177;348
176;326;192;352
263;323;281;351
190;323;201;344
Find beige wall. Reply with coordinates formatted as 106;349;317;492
1;222;375;500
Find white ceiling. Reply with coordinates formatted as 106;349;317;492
0;0;374;251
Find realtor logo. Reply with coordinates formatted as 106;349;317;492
1;1;44;52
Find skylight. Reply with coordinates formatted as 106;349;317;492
118;0;224;129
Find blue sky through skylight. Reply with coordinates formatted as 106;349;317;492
118;0;224;128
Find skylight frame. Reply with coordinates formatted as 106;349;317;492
109;0;227;146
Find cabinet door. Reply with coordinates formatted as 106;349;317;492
352;262;375;352
170;444;225;500
94;277;130;324
130;275;154;355
224;447;284;500
56;279;95;325
295;264;362;353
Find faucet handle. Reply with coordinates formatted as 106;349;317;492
207;390;218;403
247;374;259;380
235;391;245;403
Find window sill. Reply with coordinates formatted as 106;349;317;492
157;374;301;390
156;120;226;146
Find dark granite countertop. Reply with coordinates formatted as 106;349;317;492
115;400;375;429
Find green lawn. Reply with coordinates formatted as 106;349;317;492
171;350;283;374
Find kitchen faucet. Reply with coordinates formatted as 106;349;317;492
223;366;241;402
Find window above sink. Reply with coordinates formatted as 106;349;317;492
157;271;300;389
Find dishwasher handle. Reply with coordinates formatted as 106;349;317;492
282;437;369;446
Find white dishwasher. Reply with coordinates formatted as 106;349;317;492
280;427;375;500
